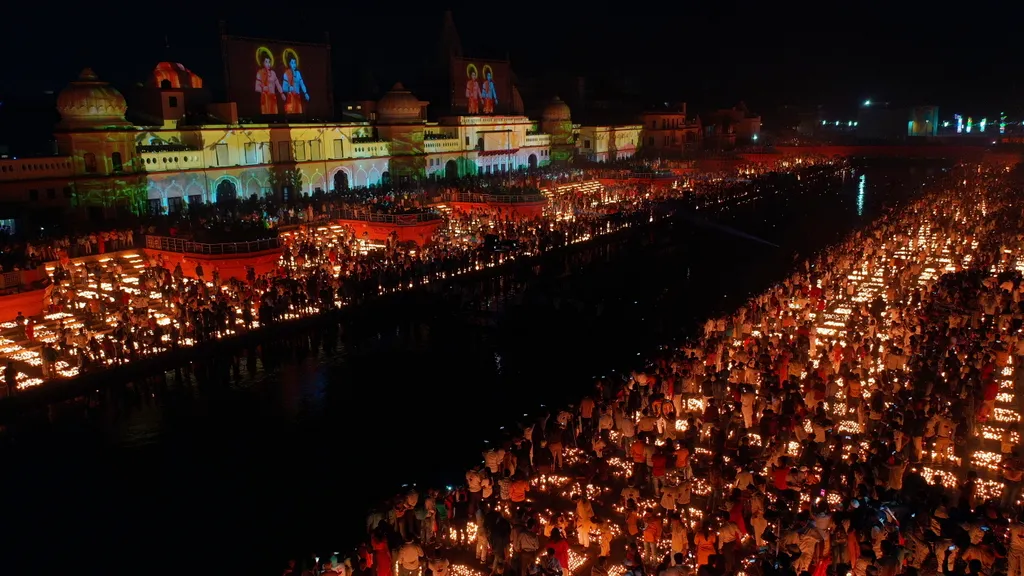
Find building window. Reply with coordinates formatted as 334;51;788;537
293;142;306;162
333;139;344;158
215;143;229;166
83;152;97;173
651;121;656;128
244;142;257;164
168;196;184;213
29;189;39;201
584;139;591;149
259;142;270;164
648;137;655;146
309;140;322;161
465;136;470;146
168;96;178;108
62;186;73;198
277;142;290;162
111;152;123;172
188;194;202;206
148;199;163;215
46;188;55;199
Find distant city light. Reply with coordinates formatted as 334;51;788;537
955;114;963;134
980;118;987;132
863;99;871;106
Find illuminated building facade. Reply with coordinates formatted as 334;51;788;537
907;106;939;137
639;104;702;155
702;103;762;148
0;59;648;221
0;67;556;219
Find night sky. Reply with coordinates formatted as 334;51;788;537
2;3;1021;125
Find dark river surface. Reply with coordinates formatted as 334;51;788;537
0;161;945;575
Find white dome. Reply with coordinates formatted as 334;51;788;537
377;83;427;124
542;96;571;122
57;68;129;129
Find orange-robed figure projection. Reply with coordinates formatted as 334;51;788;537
254;48;284;114
465;64;481;114
480;66;497;114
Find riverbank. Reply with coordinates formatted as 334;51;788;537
0;169;833;415
0;161;925;576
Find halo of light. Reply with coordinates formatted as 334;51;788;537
283;47;299;68
255;47;274;67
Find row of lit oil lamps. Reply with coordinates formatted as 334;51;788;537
407;189;1023;576
0;182;651;388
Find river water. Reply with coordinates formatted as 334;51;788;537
0;161;945;575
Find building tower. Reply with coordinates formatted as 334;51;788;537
541;96;574;163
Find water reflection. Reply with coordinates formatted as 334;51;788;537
858;173;867;216
0;160;945;576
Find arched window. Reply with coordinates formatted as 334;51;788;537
111;152;123;172
83;152;97;173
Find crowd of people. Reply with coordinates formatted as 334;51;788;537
287;165;1024;576
10;162;840;388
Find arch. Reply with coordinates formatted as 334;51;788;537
445;159;459;179
147;180;164;200
380;171;391;187
368;165;381;187
244;175;263;198
164;183;185;202
332;167;351;192
214;176;239;203
527;153;538;169
354;167;368;188
111;152;123;172
184;181;205;201
83;152;97;173
310;171;326;194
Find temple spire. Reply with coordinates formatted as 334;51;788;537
440;10;463;59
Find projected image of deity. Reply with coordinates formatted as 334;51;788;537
465;63;480;114
281;48;309;115
254;47;284;114
481;65;497;114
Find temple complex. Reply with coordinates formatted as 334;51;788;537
0;60;641;226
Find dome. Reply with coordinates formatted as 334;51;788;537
377;83;427;124
150;62;203;89
57;68;129;129
542;96;571;122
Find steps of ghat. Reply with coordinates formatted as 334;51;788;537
541;180;604;197
797;218;1018;500
0;251;151;387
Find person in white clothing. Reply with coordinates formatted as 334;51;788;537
1008;513;1024;576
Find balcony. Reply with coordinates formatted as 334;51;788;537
140;150;205;172
0;156;73;182
145;235;283;255
349;141;390;158
336;208;441;225
424;138;462;153
525;133;551;147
